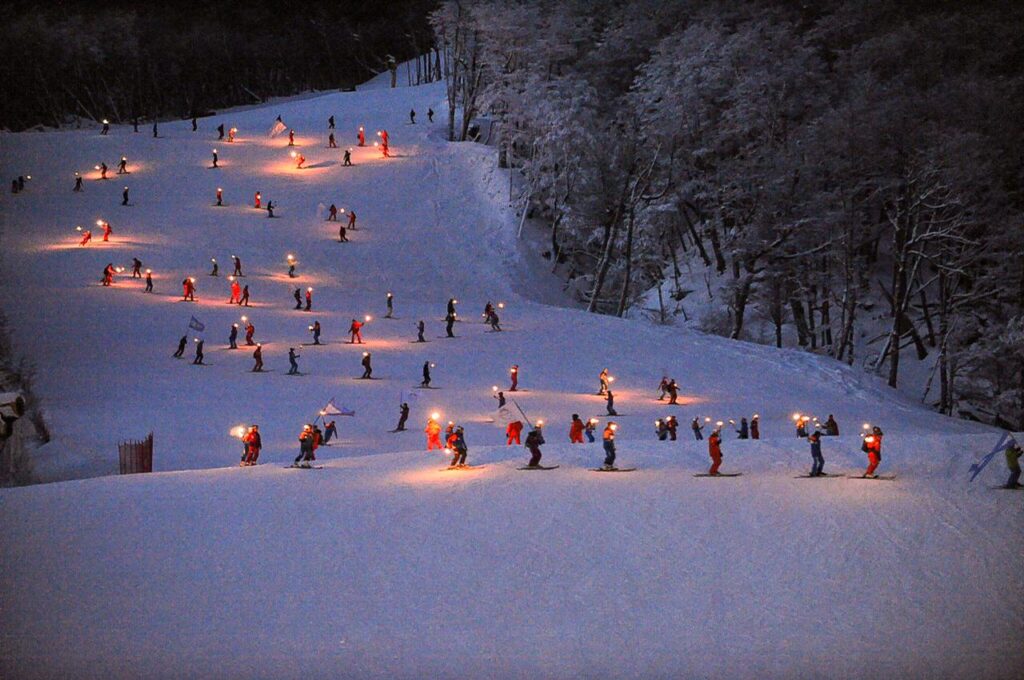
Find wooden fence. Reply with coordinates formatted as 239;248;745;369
118;433;153;474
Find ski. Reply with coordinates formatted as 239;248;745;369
693;473;743;477
846;475;897;481
287;464;324;470
591;467;637;472
517;465;560;470
440;465;487;471
988;485;1024;491
793;473;840;478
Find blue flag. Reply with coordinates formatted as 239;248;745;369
968;432;1012;482
188;316;205;332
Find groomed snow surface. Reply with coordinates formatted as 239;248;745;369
1;73;1021;678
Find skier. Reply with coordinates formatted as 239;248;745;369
288;129;295;146
421;361;432;387
395;402;410;431
861;426;883;478
691;417;704;441
605;390;618;416
708;426;723;475
328;115;335;130
750;415;760;440
293;288;302;310
349;318;363;343
328;204;338;221
328;133;337;149
410;109;416;124
666;379;679;405
599;369;609;396
254;192;262;209
358;126;365;146
295;154;305;169
808;430;825;476
121;186;129;206
360;352;372;379
173;335;187;358
447;297;457;316
245;321;256;345
217;123;224;139
1005;442;1022;488
228;323;238;349
228;127;236;142
416;320;426;342
252;344;264;372
445;312;456;337
229;278;241;304
428;108;434;122
99;162;108;179
509;364;519;392
304;287;312;311
101;119;110;135
152;121;158;138
323;420;337;445
239;285;250;307
736;417;749;439
101;263;114;286
506;420;523;446
192;338;204;365
192;117;198;132
665;415;678;441
824;414;839;436
266;201;275;218
602;422;618;470
294;425;315;467
585;418;597;443
101;220;112;241
144;269;153;292
182;278;196;301
343;149;352;166
132;117;138;133
449;427;468;468
494;391;506;408
657;376;669;400
79;229;92;246
386;292;394;318
425;417;443;449
796;417;809;438
288;347;300;375
242;425;262;466
117;156;128;174
487;309;501;331
569;414;585;443
288;258;297;278
310;320;321;345
131;258;142;278
347;210;356;231
74;174;83;191
211;149;218;168
656;419;668;441
210;259;219;276
232;255;243;277
525;424;546;467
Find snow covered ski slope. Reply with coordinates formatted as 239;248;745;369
1;72;1021;678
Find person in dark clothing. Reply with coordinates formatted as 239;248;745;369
131;258;142;278
449;427;468;467
239;285;250;307
328;204;338;221
232;255;243;277
210;259;219;276
74;174;83;191
328;132;337;148
212;150;219;168
428;108;434;123
144;270;153;292
585;418;597;443
343;149;352;166
117;156;128;174
410;109;416;124
328;116;335;129
101;120;110;135
338;223;349;242
173;335;187;358
132;117;139;133
192;117;198;132
656;419;669;441
808;430;825;476
447;298;457;316
217;123;225;139
229;324;238;349
494;390;506;408
602;422;618;470
266;201;275;218
416;320;426;342
525;425;546;467
1005;443;1022;488
605;390;618;416
310;320;321;345
99;162;108;179
152;121;158;138
824;415;839;436
422;361;432;387
692;417;704;441
323;420;337;445
295;424;315;467
244;322;255;345
386;292;394;318
445;312;456;337
750;415;760;439
360;352;372;379
294;288;303;310
736;417;749;439
666;379;679;404
252;344;264;372
665;416;678;441
288;348;300;375
396;403;410;431
487;310;501;331
192;339;205;365
216;187;223;206
121;186;129;206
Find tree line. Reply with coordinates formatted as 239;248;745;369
432;0;1024;429
0;0;438;131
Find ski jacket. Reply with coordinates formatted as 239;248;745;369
569;419;584;439
709;432;722;457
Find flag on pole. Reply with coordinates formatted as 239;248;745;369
322;401;344;416
968;432;1020;481
188;316;205;332
269;120;287;137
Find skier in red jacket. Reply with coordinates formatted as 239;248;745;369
348;319;364;344
569;414;585;443
506;419;523;445
182;277;196;301
229;277;241;304
861;426;884;478
509;364;519;391
708;427;723;475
